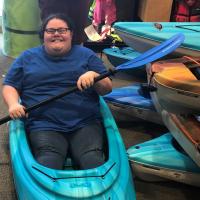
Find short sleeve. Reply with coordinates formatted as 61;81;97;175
87;53;107;74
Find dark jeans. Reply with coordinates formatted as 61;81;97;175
28;121;105;170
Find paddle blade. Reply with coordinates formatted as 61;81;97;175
115;33;185;71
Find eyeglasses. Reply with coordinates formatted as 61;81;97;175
45;28;71;34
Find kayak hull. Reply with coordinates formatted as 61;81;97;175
114;22;200;57
161;111;200;168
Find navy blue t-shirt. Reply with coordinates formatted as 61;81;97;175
4;45;107;132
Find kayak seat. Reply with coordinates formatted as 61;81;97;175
104;84;156;110
64;158;74;170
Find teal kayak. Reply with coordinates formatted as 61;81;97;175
127;133;200;187
103;47;146;79
103;47;141;67
9;97;136;200
114;22;200;57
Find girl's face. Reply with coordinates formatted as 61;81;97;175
44;18;73;56
185;0;197;7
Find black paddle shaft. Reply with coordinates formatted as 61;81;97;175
0;69;116;125
0;32;185;125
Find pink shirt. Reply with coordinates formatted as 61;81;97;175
93;0;117;26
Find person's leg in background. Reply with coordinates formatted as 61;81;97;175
67;0;91;44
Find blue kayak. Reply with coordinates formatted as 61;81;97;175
114;22;200;57
103;84;163;125
9;97;136;200
127;133;200;187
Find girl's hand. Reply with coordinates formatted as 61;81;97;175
9;103;26;119
77;71;99;91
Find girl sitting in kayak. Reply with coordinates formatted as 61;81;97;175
2;13;112;170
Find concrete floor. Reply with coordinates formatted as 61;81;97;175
0;39;199;199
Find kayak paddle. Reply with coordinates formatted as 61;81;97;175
0;33;184;125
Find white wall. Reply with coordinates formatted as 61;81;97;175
0;0;3;16
0;0;3;31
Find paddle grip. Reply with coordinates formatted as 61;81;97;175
0;115;12;125
94;69;115;83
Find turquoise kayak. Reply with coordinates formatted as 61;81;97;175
103;47;141;67
103;84;163;125
9;97;136;200
103;47;146;79
114;22;200;57
127;133;200;187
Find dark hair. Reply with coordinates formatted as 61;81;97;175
39;13;75;42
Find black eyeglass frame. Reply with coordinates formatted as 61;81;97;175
45;28;71;34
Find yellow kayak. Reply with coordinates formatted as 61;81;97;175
149;57;200;115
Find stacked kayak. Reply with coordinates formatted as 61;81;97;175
127;133;200;187
114;22;200;57
161;111;200;167
103;84;163;125
147;57;200;167
9;98;136;200
103;47;146;79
